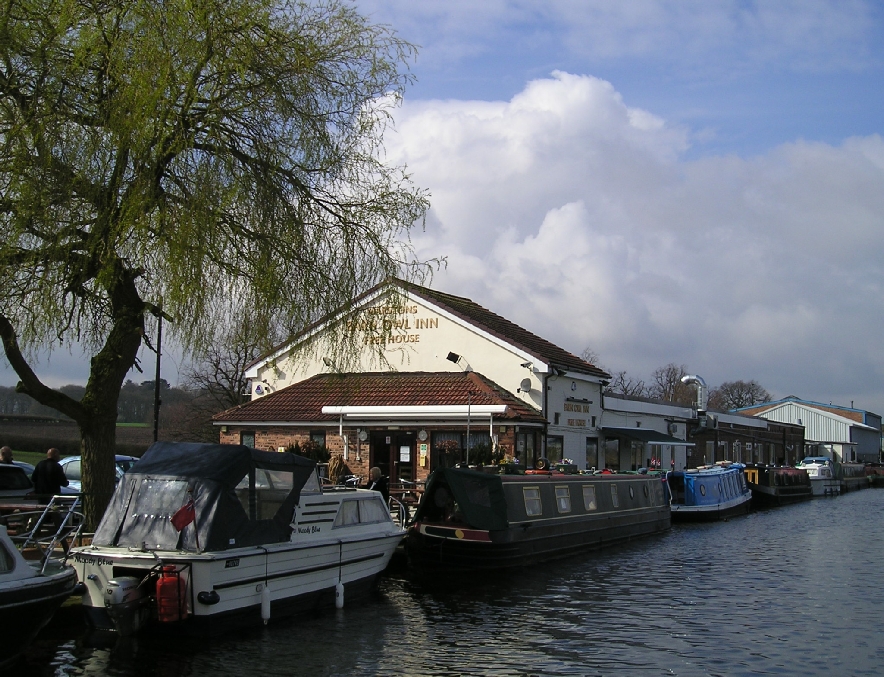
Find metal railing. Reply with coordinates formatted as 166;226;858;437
2;495;85;573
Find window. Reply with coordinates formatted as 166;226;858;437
605;438;620;471
586;438;598;470
241;432;255;448
583;485;597;511
610;484;619;508
546;436;564;464
523;487;542;516
64;460;81;481
555;486;571;513
335;500;360;526
515;431;536;464
358;497;389;524
310;431;327;448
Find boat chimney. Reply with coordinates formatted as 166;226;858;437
681;375;708;413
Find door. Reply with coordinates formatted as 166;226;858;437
370;431;415;483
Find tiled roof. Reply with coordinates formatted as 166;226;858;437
397;280;610;379
214;371;546;424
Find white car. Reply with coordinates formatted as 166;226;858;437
59;455;139;493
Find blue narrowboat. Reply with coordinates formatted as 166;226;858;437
665;462;752;521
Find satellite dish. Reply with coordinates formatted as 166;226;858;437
519;378;532;393
358;430;368;442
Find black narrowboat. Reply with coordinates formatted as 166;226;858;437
743;464;812;507
405;467;670;572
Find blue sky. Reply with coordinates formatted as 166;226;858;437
4;0;884;416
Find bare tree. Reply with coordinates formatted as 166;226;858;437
708;380;772;411
580;347;601;366
650;363;693;405
605;370;649;398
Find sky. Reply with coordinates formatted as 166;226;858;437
3;0;884;415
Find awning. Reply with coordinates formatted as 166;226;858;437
602;427;695;446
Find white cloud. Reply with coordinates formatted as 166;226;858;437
388;71;884;412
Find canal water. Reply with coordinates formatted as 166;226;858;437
17;489;884;676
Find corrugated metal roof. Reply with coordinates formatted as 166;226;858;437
750;401;875;443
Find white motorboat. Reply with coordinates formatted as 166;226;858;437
796;457;841;496
71;442;404;635
0;506;79;669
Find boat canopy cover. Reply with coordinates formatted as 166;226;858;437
417;467;509;531
93;442;316;553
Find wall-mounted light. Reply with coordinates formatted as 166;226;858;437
446;352;461;364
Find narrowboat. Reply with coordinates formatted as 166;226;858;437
71;442;404;635
743;464;812;507
795;457;840;496
665;462;752;521
865;465;884;488
838;461;868;492
405;466;670;572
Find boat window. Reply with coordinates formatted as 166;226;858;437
335;500;360;526
358;497;390;524
610;484;619;508
523;487;542;516
583;485;597;511
0;542;14;573
555;486;571;513
628;486;635;499
699;484;706;496
301;470;321;495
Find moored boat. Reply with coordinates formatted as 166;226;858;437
0;518;78;669
795;457;840;496
838;461;868;492
71;442;404;635
665;462;752;521
865;464;884;488
743;464;812;507
405;466;670;572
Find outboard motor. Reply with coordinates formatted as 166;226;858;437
104;577;150;636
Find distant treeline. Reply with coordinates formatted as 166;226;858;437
0;380;223;454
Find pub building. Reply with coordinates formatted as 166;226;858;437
213;278;611;484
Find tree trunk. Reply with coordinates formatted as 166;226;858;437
79;418;119;530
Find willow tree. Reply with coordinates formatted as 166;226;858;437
0;0;430;526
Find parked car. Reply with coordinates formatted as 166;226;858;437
12;460;35;476
59;455;139;493
0;464;35;501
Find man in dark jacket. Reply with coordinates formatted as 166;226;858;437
31;447;69;499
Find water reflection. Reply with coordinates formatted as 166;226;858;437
16;490;884;676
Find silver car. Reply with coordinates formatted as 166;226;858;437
59;455;139;493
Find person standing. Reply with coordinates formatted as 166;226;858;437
31;447;69;500
0;446;13;464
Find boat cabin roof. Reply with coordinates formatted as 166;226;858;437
93;442;316;553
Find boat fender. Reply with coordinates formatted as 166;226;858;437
72;581;87;596
197;590;220;605
261;584;271;624
335;582;345;609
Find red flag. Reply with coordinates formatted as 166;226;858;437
170;496;195;532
